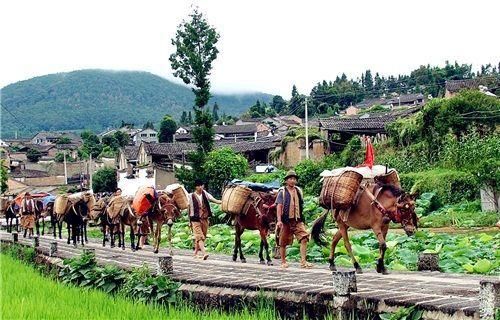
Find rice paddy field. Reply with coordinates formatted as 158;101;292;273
0;254;278;320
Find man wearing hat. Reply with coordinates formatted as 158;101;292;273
20;192;36;238
275;170;313;268
188;179;222;260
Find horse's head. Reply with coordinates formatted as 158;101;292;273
90;197;108;221
397;192;418;236
157;194;181;226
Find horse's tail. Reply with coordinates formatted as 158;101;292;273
311;210;329;246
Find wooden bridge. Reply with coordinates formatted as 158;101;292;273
1;231;498;320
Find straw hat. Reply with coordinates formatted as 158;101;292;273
284;170;299;181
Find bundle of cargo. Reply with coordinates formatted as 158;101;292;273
374;169;400;188
132;186;156;216
164;184;189;210
221;184;253;215
107;196;129;219
319;170;363;210
54;194;69;215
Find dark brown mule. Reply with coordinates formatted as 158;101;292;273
89;197;112;247
232;192;278;265
312;183;417;274
149;194;181;254
2;200;19;233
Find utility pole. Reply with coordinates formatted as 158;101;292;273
89;154;93;190
305;97;309;160
63;150;68;185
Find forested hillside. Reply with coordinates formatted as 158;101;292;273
0;69;272;138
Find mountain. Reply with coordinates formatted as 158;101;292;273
0;69;273;138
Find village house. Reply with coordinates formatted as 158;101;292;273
30;131;82;146
345;106;360;116
133;128;158;145
445;77;499;98
319;107;421;152
387;93;425;108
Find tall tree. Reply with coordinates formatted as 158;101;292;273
291;85;299;98
170;8;220;186
143;121;155;129
187;111;193;124
180;111;187;125
364;69;373;92
270;95;287;114
159;115;177;143
212;102;220;122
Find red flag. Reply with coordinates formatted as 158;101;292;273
358;137;375;169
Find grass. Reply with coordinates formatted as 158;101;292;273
0;254;279;320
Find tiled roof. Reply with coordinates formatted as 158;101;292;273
214;124;257;135
224;140;277;153
123;146;140;160
387;93;425;104
319;107;421;131
145;142;196;156
24;144;56;152
445;77;499;93
174;133;193;141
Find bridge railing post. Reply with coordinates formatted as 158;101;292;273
479;280;499;320
12;232;18;243
332;270;357;296
158;256;173;275
418;252;440;271
49;241;57;257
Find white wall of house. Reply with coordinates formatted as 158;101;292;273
134;128;158;146
117;168;155;197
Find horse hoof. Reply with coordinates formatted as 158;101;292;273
356;268;363;274
259;260;266;265
154;250;158;254
329;264;337;271
382;270;389;275
267;261;273;266
232;257;237;262
241;259;247;263
122;247;125;251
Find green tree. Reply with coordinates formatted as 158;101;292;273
364;69;373;92
159;115;177;143
187;111;193;124
80;130;102;158
170;8;220;186
92;167;117;193
180;111;188;125
212;102;220;122
102;135;120;150
26;148;42;162
113;131;130;147
291;85;299;98
56;136;72;144
143;121;155;130
0;160;8;194
270;95;287;114
203;147;249;196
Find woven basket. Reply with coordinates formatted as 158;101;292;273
221;185;252;215
374;170;400;187
320;170;363;210
54;195;69;215
171;186;189;210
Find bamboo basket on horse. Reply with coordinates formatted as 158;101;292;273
313;168;417;275
106;195;138;250
319;170;363;210
222;181;278;265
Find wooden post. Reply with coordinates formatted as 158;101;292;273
157;256;173;275
12;232;19;243
418;253;440;271
49;241;57;257
479;280;499;320
332;271;357;296
33;236;39;247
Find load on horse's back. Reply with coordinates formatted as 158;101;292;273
221;180;278;265
312;138;418;274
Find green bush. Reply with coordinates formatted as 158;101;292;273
420;201;498;228
245;170;285;184
203;147;249;197
400;169;479;204
92;167;117;192
295;155;341;195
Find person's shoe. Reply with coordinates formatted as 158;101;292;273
281;262;289;269
300;261;314;269
202;254;209;260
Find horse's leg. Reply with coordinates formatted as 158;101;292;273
237;227;246;263
154;221;162;254
121;223;126;250
42;216;45;235
263;231;273;265
130;224;136;251
15;216;19;232
7;218;11;233
80;223;85;246
84;221;88;243
374;226;389;275
339;223;362;274
258;229;267;264
35;216;40;236
58;220;62;239
328;230;343;271
232;224;239;262
110;224;115;248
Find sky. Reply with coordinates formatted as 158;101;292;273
1;0;499;98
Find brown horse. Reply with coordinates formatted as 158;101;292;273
54;192;95;247
113;198;139;251
149;194;181;254
311;183;417;274
232;192;278;265
89;197;113;247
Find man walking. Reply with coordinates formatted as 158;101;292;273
188;179;221;260
276;170;313;269
20;192;36;238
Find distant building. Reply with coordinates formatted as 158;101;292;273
445;77;499;98
387;93;425;108
345;106;359;116
31;131;82;146
133;128;158;145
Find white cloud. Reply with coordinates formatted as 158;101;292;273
1;0;499;98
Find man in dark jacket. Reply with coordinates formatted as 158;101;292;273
276;170;313;269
